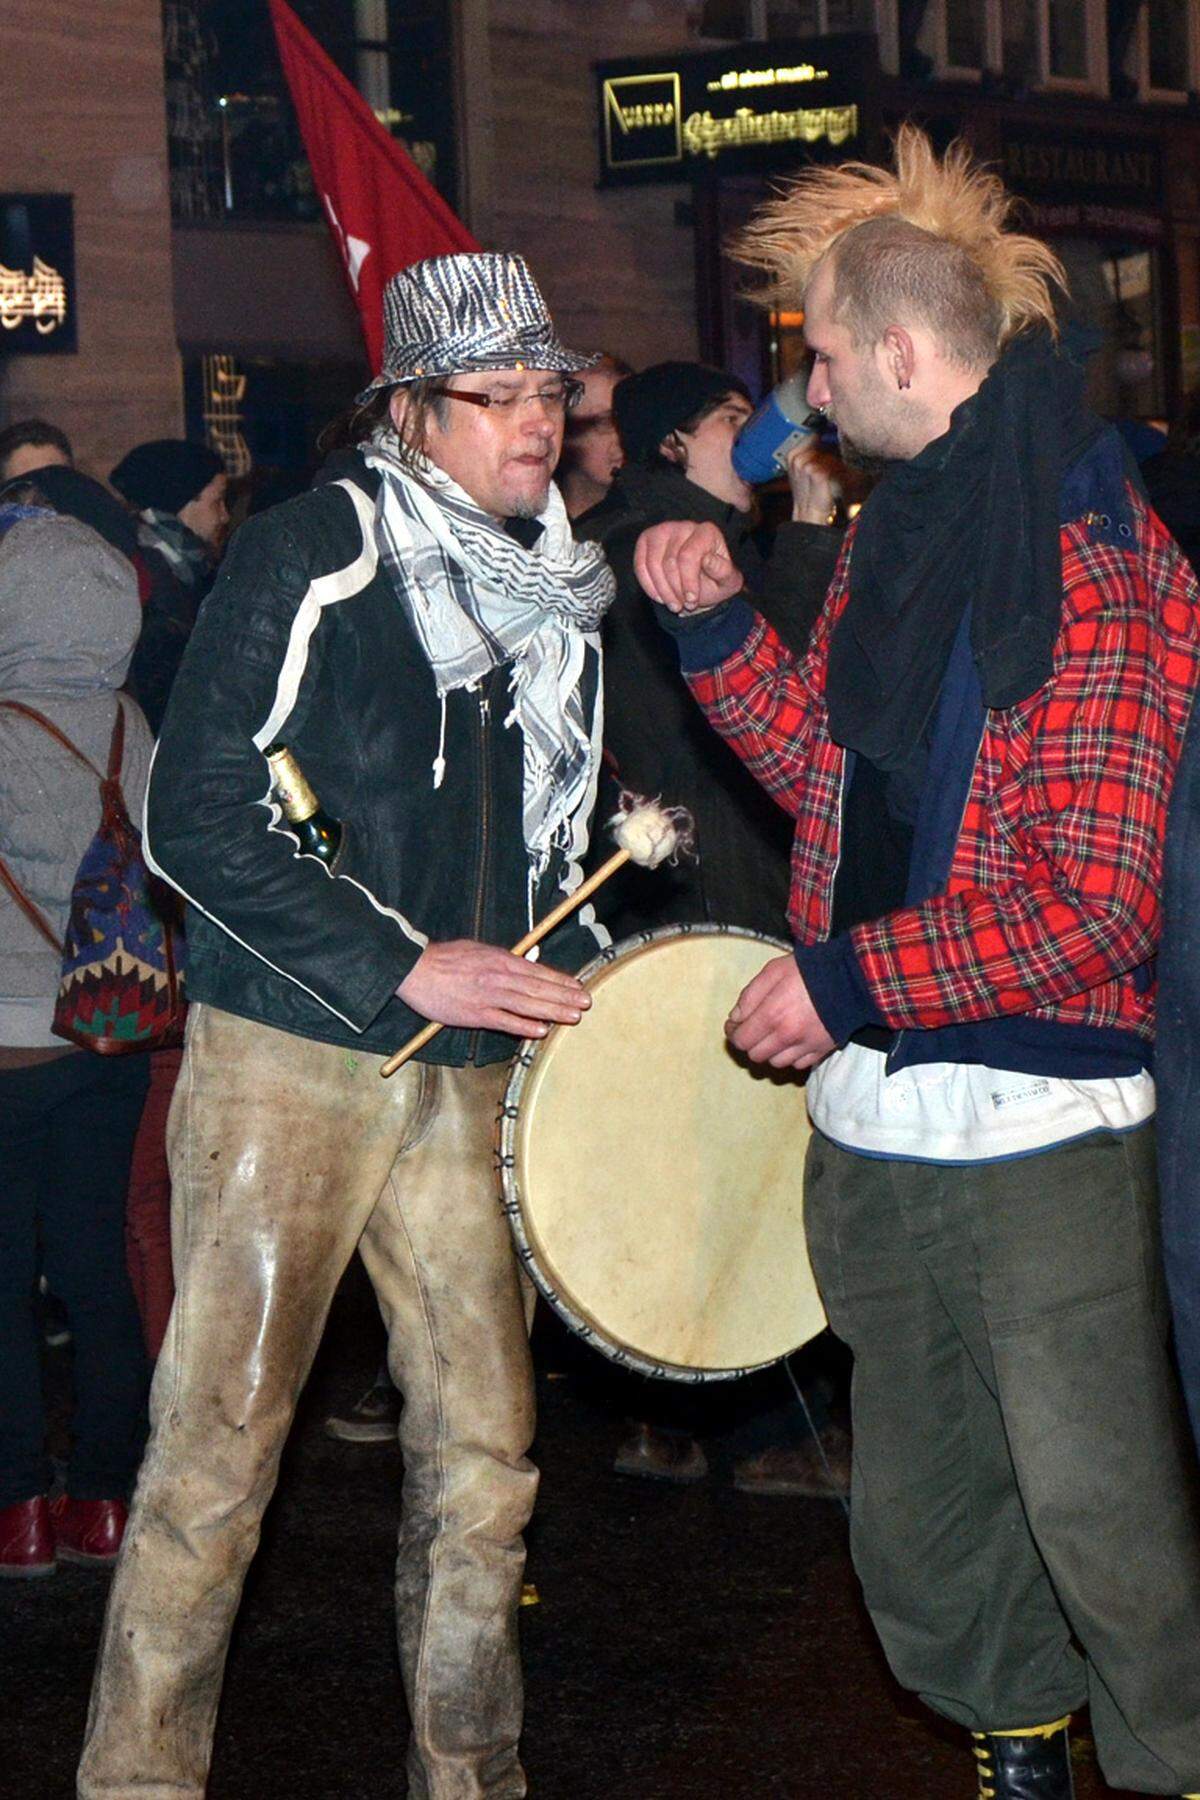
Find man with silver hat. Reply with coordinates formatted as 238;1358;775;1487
78;252;615;1800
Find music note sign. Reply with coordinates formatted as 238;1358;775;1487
202;354;252;478
0;195;77;356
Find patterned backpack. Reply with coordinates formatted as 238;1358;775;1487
0;699;186;1052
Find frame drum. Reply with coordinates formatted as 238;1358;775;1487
496;924;826;1381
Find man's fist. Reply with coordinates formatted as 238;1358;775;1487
784;441;841;526
634;520;745;615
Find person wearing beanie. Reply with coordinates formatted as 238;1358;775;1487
0;464;140;564
575;358;844;935
109;438;229;573
107;440;230;739
574;361;850;1496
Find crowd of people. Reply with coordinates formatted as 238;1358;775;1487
2;122;1200;1799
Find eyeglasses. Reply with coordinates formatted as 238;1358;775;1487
425;379;584;416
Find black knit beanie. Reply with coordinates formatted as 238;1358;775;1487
110;439;225;516
613;362;751;465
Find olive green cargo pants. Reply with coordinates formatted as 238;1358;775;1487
805;1123;1200;1795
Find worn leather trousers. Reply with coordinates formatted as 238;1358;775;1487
79;1005;537;1799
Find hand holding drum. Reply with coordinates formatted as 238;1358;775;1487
380;796;692;1077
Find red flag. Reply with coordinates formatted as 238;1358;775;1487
268;0;479;372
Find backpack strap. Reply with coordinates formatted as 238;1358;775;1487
0;699;105;780
0;852;63;954
106;700;126;783
0;698;130;955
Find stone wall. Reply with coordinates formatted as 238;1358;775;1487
0;0;181;479
476;0;708;370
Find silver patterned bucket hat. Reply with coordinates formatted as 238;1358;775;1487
356;252;598;402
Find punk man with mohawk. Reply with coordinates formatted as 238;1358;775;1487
636;126;1200;1799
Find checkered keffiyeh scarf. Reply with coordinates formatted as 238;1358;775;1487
364;439;615;873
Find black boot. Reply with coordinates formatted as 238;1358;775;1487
971;1721;1074;1799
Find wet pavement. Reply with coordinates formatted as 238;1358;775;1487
2;1259;1142;1799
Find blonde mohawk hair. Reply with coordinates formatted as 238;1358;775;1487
734;122;1067;346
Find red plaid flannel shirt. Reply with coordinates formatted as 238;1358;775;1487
684;486;1200;1042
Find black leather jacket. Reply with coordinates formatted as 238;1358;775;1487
145;465;602;1064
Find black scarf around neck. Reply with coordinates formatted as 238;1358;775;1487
825;335;1106;772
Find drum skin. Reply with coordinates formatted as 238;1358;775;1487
496;925;827;1381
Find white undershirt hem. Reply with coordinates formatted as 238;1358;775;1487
805;1040;1155;1165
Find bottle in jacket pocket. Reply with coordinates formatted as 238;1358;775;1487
264;743;345;873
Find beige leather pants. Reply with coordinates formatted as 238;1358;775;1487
78;1005;536;1800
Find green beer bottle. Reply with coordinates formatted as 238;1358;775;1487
264;743;345;872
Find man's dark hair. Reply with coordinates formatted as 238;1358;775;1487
658;390;741;460
0;418;74;475
317;380;454;475
649;390;749;480
614;362;750;471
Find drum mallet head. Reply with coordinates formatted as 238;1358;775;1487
608;791;695;868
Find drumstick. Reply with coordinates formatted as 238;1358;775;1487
380;795;692;1078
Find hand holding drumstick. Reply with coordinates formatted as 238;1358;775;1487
382;796;692;1077
394;941;590;1051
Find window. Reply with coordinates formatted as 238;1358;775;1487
763;0;884;30
1056;240;1165;420
163;0;459;222
947;0;988;72
1047;0;1089;79
697;0;894;46
923;0;1107;92
1149;0;1192;89
921;0;997;79
1040;0;1107;88
1000;0;1038;83
1132;0;1197;99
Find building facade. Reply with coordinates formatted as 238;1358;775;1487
3;1;1198;482
0;0;182;478
470;0;1200;423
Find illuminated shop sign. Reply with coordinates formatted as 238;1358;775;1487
0;195;76;355
596;34;876;185
1001;127;1164;245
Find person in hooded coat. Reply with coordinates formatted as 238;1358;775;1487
0;507;154;1577
0;465;183;1359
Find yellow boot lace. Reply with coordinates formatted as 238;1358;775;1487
971;1718;1071;1799
971;1735;997;1799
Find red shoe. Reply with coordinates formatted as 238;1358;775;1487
0;1496;55;1578
49;1495;128;1567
